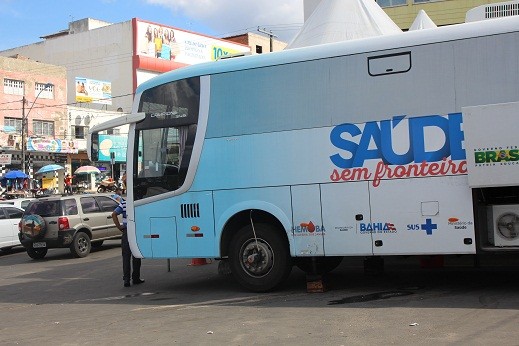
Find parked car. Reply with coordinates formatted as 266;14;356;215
0;205;24;251
0;197;36;210
18;193;122;259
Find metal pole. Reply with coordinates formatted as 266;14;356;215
257;27;277;53
22;83;52;175
21;96;26;174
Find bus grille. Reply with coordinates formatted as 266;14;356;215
181;203;200;218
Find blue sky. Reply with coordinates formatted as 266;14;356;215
0;0;303;51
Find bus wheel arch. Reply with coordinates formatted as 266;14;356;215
220;209;288;257
222;210;293;292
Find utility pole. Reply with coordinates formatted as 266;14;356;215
21;96;26;174
21;83;52;175
257;27;277;52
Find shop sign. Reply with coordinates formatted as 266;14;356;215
0;154;12;164
75;77;112;105
27;138;79;154
98;135;127;162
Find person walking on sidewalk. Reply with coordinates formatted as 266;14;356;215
112;191;144;287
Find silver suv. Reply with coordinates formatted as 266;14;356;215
18;193;122;259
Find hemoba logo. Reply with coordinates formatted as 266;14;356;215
329;114;467;187
293;221;326;236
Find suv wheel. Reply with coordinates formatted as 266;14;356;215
27;247;48;259
70;231;91;258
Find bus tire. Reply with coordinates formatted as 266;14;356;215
229;223;292;292
295;256;343;275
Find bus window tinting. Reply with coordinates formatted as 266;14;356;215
134;77;200;200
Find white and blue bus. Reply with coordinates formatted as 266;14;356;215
90;15;519;292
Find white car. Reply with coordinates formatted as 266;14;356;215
0;198;36;210
0;205;24;251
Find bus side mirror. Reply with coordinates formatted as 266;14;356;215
90;133;99;161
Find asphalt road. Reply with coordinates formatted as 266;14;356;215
1;242;519;345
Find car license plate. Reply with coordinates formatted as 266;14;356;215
33;242;46;248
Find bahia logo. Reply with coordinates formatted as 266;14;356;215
359;222;396;234
293;221;326;236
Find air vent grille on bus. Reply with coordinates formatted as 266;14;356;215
485;2;519;18
181;203;200;218
466;1;519;22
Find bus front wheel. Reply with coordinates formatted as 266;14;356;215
229;223;292;292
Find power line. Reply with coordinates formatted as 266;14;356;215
0;99;23;106
0;92;134;113
214;22;303;39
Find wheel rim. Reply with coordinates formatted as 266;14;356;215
77;237;88;253
239;238;274;278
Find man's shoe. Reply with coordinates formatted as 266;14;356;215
132;279;145;285
124;281;131;287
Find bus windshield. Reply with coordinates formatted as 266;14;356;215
134;77;200;200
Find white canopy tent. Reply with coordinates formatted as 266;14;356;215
409;10;438;30
286;0;402;49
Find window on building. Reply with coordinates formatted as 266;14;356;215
72;125;88;139
106;128;120;135
376;0;406;7
35;83;54;99
4;117;22;133
3;79;24;96
33;120;54;136
256;45;263;54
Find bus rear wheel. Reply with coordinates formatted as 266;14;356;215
229;223;292;292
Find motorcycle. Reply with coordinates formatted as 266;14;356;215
30;187;55;197
72;181;88;194
96;179;118;193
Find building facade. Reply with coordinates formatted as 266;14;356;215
66;106;129;179
0;55;70;180
0;17;251;180
0;18;251;114
224;32;287;53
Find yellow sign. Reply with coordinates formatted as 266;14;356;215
42;177;56;189
211;45;243;61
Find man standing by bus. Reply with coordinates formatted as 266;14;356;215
112;175;144;287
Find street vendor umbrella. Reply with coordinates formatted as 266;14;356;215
36;164;65;174
3;170;28;179
74;165;101;175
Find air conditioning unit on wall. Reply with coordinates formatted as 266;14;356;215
489;205;519;246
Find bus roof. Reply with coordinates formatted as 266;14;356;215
136;16;519;94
